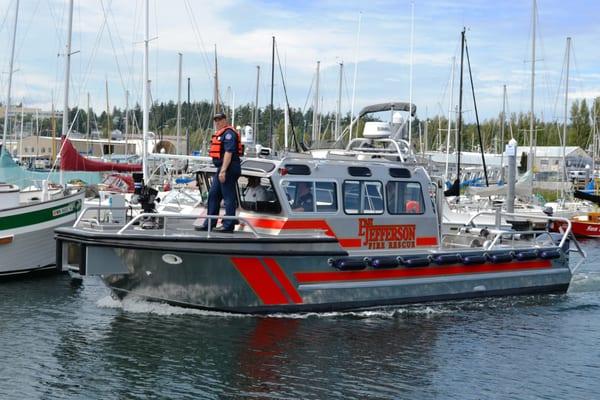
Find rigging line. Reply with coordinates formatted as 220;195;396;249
275;39;301;152
71;15;107;112
0;0;14;37
44;0;63;46
535;6;558;122
107;0;136;94
302;74;315;113
464;36;489;186
126;0;141;104
550;44;567;129
504;89;515;139
569;43;585;99
50;0;68;109
183;0;215;83
100;0;128;94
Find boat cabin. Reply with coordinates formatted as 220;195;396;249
196;156;439;253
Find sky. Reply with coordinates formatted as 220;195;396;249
0;0;598;125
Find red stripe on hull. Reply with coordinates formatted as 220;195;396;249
231;258;289;305
338;238;362;248
416;236;438;246
295;260;553;284
263;258;303;304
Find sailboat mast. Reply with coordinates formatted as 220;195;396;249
186;77;190;155
349;13;362;141
253;65;260;141
562;37;571;200
335;62;343;141
528;0;536;172
312;61;320;144
105;79;111;159
213;45;220;127
269;36;275;150
142;0;149;182
19;104;23;160
124;90;129;156
456;29;466;185
176;53;182;155
408;0;415;148
444;57;456;180
62;0;74;139
500;84;506;181
2;0;19;156
35;108;39;159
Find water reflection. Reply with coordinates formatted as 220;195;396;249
0;242;599;399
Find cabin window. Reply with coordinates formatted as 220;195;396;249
348;166;372;177
281;181;338;213
386;181;425;214
284;164;311;175
343;180;384;214
315;182;337;212
237;176;281;214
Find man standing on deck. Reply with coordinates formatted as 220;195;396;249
199;113;242;232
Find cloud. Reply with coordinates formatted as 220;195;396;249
0;0;597;121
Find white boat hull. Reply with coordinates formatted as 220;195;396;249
0;191;84;276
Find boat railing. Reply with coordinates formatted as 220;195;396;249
74;206;133;230
116;213;263;238
335;138;412;162
75;206;328;239
465;211;586;271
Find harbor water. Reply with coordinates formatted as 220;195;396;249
1;242;599;399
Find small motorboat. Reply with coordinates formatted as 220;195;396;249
568;213;600;238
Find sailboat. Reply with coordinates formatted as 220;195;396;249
0;0;84;276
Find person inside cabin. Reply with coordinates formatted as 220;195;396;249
198;112;242;233
293;181;314;212
244;176;268;202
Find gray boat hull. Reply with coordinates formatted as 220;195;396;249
55;229;572;313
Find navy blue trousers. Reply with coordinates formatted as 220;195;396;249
204;165;240;230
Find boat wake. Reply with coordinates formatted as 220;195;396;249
95;294;574;319
95;295;247;317
570;272;600;293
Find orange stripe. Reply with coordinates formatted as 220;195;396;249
282;220;335;236
0;235;13;245
231;257;289;305
295;259;552;283
243;216;286;230
416;236;438;246
263;258;303;304
338;238;362;248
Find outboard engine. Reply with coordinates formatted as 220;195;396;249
131;172;158;213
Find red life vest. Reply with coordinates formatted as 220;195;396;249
208;125;243;159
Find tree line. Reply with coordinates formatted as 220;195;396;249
5;96;600;154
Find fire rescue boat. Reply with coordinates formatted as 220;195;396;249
55;156;585;313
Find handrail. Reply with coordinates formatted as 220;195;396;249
116;213;261;238
464;211;586;269
74;206;132;228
